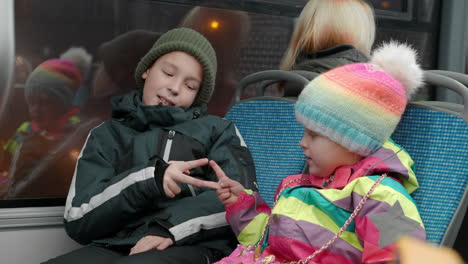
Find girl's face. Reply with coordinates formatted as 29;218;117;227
299;129;362;178
27;93;69;130
141;51;202;108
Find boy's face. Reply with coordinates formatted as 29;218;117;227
299;129;362;178
141;51;203;108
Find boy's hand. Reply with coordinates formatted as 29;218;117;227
209;160;244;205
163;158;218;198
129;235;173;255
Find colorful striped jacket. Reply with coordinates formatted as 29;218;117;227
225;140;426;264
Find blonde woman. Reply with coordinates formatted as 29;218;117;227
280;0;376;96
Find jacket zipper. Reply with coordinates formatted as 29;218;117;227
162;130;175;162
162;130;197;197
322;175;334;188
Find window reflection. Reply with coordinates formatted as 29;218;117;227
84;30;161;121
1;48;93;199
369;0;408;12
1;0;296;203
0;0;443;204
180;6;252;116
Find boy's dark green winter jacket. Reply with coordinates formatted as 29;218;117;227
63;90;256;255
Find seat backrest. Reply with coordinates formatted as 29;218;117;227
392;71;468;246
225;97;306;206
231;70;310;106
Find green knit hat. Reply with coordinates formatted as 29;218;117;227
135;28;217;106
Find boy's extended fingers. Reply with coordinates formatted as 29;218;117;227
181;158;209;170
175;173;219;190
198;180;219;190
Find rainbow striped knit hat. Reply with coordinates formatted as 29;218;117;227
295;42;424;156
25;47;92;107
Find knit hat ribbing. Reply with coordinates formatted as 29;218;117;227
295;42;423;156
135;28;217;106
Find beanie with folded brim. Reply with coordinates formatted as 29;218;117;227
295;42;424;156
134;28;217;106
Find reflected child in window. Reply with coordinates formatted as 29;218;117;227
204;42;427;264
47;28;256;264
86;30;161;121
0;47;92;198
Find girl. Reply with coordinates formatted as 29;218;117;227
207;42;427;264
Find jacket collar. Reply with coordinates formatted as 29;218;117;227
111;90;207;130
31;107;80;140
294;44;368;67
306;140;419;194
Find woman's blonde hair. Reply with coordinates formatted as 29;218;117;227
280;0;375;71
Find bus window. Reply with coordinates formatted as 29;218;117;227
0;0;113;206
0;1;466;263
0;0;298;207
0;0;459;207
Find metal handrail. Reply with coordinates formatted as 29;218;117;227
232;70;309;106
424;71;468;124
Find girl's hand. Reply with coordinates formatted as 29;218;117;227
209;160;245;205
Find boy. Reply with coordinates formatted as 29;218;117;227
46;28;256;264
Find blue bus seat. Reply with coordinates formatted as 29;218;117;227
227;70;310;206
225;97;306;206
392;71;468;246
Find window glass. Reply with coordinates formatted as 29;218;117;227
418;0;438;23
369;0;408;13
372;0;441;101
0;0;295;206
0;0;443;207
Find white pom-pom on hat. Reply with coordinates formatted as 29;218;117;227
60;47;93;78
370;41;424;100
